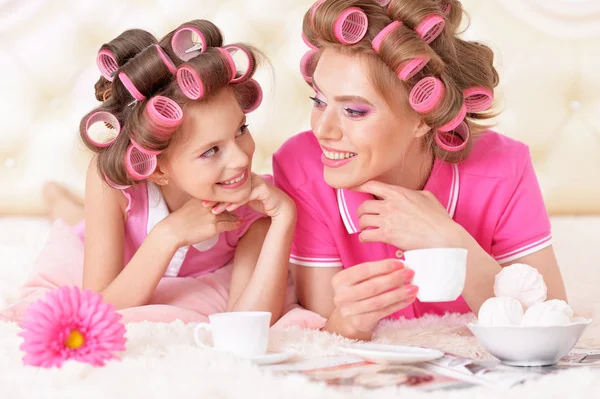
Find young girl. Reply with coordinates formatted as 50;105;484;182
273;0;567;339
1;20;320;328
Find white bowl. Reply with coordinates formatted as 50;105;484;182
467;318;591;367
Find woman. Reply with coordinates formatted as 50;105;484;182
273;0;567;340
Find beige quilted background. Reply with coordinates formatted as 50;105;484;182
0;0;599;215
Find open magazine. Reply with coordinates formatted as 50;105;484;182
262;349;600;391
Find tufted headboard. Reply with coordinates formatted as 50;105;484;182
1;0;598;215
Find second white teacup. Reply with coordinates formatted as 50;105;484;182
194;311;271;358
403;248;468;302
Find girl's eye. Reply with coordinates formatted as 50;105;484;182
344;108;368;118
236;124;249;137
309;96;326;109
201;147;219;158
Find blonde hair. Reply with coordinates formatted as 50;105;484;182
302;0;499;162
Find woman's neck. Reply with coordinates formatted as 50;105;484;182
376;147;434;190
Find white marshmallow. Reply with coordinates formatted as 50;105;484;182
521;300;574;326
478;297;524;326
493;264;547;309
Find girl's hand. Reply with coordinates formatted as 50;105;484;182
205;174;295;220
159;198;241;247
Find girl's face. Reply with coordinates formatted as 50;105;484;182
157;87;255;204
310;49;429;189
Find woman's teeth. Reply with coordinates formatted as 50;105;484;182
323;150;357;160
219;171;246;185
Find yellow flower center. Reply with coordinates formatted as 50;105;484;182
64;330;85;349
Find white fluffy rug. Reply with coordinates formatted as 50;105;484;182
1;217;600;398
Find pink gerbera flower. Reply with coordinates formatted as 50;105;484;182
18;286;126;368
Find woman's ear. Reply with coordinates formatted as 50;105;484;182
414;118;431;139
149;161;170;186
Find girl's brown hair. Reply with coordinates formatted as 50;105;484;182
302;0;499;162
81;20;263;187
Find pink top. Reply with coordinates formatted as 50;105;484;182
75;179;269;278
273;131;552;319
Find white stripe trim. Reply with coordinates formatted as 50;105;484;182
494;234;553;259
291;254;342;262
290;258;344;267
495;237;553;264
337;189;357;234
448;164;459;218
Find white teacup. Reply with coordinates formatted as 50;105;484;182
403;248;468;302
194;311;271;358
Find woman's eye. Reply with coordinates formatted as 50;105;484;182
310;96;326;109
344;108;368;118
201;147;219;158
236;124;249;137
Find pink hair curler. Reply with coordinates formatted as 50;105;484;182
125;141;158;180
217;47;237;82
415;14;445;44
239;79;263;114
118;72;146;102
97;49;118;82
85;111;121;147
153;44;177;75
372;20;402;53
300;50;318;84
435;121;470;152
463;86;493;113
442;1;452;16
171;26;207;62
397;57;430;81
409;76;445;113
334;7;368;45
145;96;183;137
176;65;205;100
302;33;318;50
224;45;255;84
374;0;391;6
438;103;466;133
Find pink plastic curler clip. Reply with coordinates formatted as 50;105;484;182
145;96;183;137
176;65;205;100
374;0;391;6
225;46;255;84
463;86;493;113
415;14;445;44
171;26;207;62
125;141;158;180
334;7;368;45
97;49;118;82
302;33;318;50
435;121;470;152
397;57;430;81
372;20;402;53
438;103;466;133
217;47;237;82
240;79;263;114
118;72;146;102
300;50;319;84
409;76;445;114
85;111;121;147
154;44;177;75
442;1;452;16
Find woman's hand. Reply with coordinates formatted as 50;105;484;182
159;198;241;248
331;259;418;333
353;180;467;250
206;174;295;221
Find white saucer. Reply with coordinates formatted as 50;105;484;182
338;343;444;365
248;351;295;366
